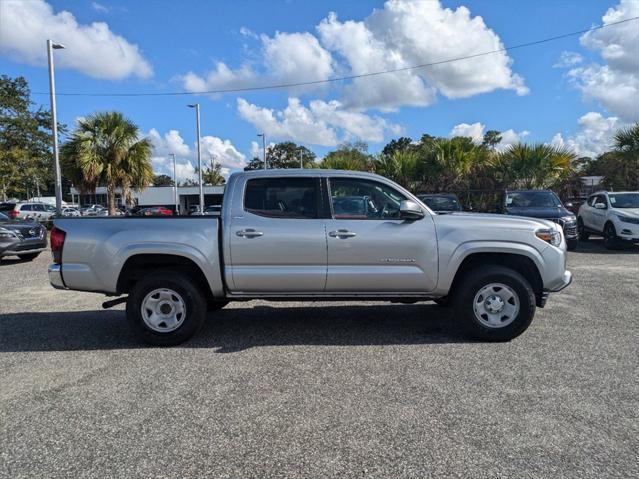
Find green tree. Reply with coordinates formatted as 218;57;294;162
381;137;413;157
496;143;575;190
201;160;225;185
0;75;62;200
612;122;639;189
319;142;372;171
374;150;419;190
481;130;502;149
152;174;174;186
244;141;316;170
61;112;152;215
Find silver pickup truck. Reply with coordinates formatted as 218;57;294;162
49;170;572;345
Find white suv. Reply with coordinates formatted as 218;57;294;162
577;191;639;249
1;202;56;223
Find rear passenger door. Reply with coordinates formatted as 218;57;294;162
227;176;328;293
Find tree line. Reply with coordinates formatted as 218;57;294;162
1;75;637;215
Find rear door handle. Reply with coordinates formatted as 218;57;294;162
236;229;264;238
329;229;357;238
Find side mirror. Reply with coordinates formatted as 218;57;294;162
399;200;424;220
594;202;607;209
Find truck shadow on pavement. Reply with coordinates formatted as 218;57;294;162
0;303;473;353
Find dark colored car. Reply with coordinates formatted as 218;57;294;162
502;190;578;250
0;211;48;261
138;207;173;216
417;193;462;213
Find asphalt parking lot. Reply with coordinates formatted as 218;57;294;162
1;241;638;478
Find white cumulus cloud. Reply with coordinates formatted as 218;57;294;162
317;0;527;111
566;0;639;121
146;129;246;180
550;112;623;158
237;97;401;146
179;31;334;95
0;0;152;79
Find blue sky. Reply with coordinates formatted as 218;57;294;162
1;0;638;180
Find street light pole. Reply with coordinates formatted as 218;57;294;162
188;103;204;213
47;39;65;215
170;153;178;214
257;133;266;169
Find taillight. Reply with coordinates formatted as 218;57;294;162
50;226;66;264
8;210;19;219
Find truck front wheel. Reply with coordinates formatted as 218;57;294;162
126;272;206;346
453;266;535;342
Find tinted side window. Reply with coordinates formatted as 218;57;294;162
244;178;318;219
329;178;406;220
20;204;32;211
596;195;608;207
33;204;46;211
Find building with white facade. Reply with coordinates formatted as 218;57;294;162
69;185;225;213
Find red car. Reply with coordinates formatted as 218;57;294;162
138;207;173;216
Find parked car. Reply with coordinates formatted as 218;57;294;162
61;207;81;217
0;202;56;225
203;205;221;216
188;205;201;215
577;191;639;249
501;190;578;250
417;194;462;213
138;207;173;216
0;211;48;261
49;169;572;346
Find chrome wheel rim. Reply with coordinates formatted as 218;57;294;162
473;283;520;328
141;288;186;333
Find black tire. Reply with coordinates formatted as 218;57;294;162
452;266;536;342
566;238;578;251
603;222;623;250
126;271;207;346
577;217;589;242
207;300;230;311
18;252;40;261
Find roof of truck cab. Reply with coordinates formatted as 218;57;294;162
231;169;383;179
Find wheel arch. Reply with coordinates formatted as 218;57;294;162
448;251;544;307
117;254;215;300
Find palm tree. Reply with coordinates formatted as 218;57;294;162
497;143;575;190
612;122;639;189
374;150;419;190
61;112;153;214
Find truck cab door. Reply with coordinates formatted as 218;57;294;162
324;177;437;293
227;176;328;293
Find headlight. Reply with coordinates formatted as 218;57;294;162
616;214;639;225
0;228;16;239
561;215;576;224
536;228;562;247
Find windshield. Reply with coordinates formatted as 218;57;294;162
609;193;639;208
419;195;461;212
506;191;561;208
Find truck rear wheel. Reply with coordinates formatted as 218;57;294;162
126;271;206;346
453;266;535;342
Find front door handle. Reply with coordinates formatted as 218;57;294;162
329;229;357;238
236;229;264;238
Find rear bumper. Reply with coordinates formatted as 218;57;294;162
48;263;66;289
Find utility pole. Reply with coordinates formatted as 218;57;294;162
188;103;204;213
47;39;65;215
170;153;178;214
257;133;266;169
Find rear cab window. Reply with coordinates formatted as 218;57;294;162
244;177;320;219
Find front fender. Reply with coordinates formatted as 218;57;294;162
434;240;547;295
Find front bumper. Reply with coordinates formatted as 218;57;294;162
0;240;47;257
48;263;66;289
